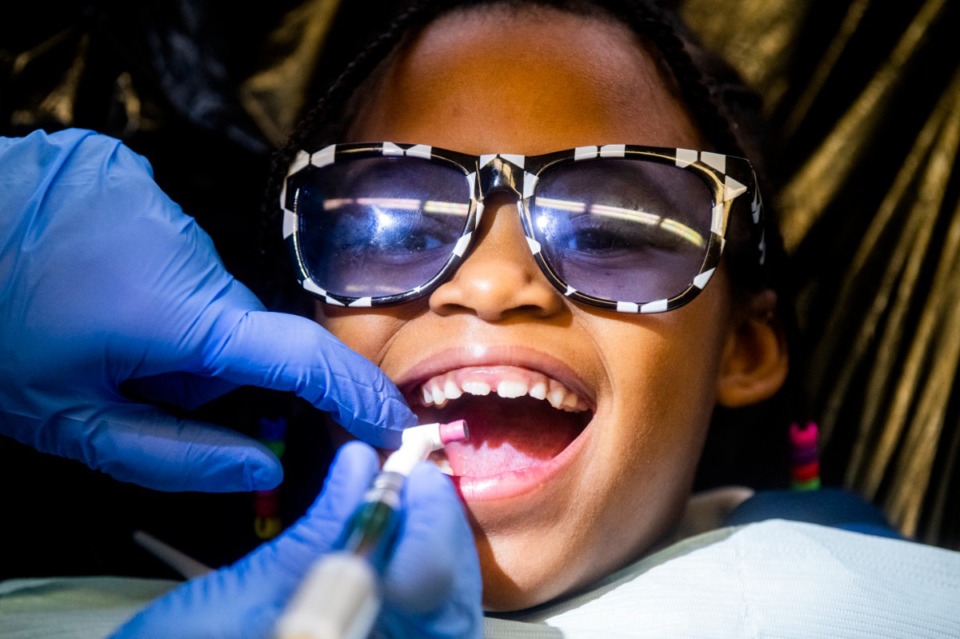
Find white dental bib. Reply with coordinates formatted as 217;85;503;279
483;519;960;638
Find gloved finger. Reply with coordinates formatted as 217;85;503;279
111;441;380;639
254;441;381;573
3;130;408;484
120;373;240;411
200;308;416;449
379;462;483;639
2;403;282;492
1;130;285;493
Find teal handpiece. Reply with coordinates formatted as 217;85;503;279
339;471;405;570
274;420;469;639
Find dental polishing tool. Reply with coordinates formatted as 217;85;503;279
274;420;469;639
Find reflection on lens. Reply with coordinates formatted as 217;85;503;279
538;198;705;248
532;158;712;303
296;157;471;298
357;197;422;210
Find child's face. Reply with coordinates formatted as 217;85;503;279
316;7;770;610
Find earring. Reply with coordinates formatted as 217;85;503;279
789;421;821;490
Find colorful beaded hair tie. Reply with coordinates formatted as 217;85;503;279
789;421;821;491
254;416;288;540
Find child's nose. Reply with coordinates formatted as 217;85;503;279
428;195;564;321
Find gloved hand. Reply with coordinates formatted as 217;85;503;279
111;441;483;639
0;129;415;491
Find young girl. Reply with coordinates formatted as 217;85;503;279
5;2;957;637
264;0;798;614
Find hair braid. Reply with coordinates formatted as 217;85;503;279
623;0;747;155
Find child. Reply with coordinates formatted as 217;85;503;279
263;0;822;614
3;2;958;637
249;5;960;633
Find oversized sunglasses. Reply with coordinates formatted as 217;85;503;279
281;142;765;313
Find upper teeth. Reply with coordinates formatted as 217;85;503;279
418;368;589;412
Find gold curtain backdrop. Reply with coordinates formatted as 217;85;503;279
677;0;960;547
2;0;958;550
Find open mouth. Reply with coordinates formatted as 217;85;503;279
404;365;594;485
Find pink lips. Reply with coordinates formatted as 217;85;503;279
397;345;596;502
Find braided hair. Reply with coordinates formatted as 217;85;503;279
259;0;797;489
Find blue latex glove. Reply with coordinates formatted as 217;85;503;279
112;441;483;639
0;129;415;491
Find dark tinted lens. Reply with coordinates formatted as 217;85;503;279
531;158;713;303
297;157;470;298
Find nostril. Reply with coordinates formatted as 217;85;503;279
429;279;562;321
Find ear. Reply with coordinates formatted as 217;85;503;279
717;289;789;408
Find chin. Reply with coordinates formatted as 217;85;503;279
474;532;577;612
468;510;617;612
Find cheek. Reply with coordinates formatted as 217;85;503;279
596;310;728;430
315;304;410;363
577;307;731;556
604;324;720;498
476;309;731;610
602;314;728;498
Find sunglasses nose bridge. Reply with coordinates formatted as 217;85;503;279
476;155;524;202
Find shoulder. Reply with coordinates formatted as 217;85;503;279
724;487;902;539
492;520;960;638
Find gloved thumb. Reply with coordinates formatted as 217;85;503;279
377;463;484;639
112;441;379;638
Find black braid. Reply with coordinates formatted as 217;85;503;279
621;0;747;154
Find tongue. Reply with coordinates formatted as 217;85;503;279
438;395;585;478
